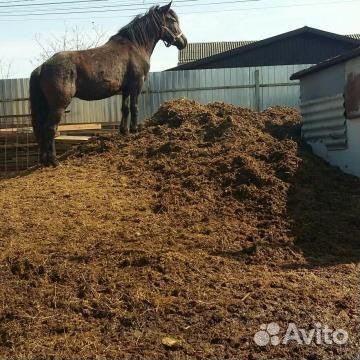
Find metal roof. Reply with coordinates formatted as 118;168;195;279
347;34;360;40
291;46;360;80
171;27;360;71
179;35;360;65
178;41;255;64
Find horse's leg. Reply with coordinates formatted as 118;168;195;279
119;90;130;135
40;65;75;166
39;124;49;166
129;90;140;133
38;107;55;167
43;107;65;167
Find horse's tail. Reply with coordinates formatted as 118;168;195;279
29;67;47;142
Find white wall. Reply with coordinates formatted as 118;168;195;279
306;55;360;177
309;119;360;177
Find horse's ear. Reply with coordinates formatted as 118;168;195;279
159;1;172;13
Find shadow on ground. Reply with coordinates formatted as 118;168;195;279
263;113;360;271
285;144;360;269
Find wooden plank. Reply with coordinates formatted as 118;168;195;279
58;123;102;131
55;135;91;141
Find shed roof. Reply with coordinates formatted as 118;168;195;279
170;27;360;71
178;41;255;65
290;46;360;80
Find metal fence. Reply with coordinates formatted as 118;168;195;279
0;64;312;173
0;64;311;124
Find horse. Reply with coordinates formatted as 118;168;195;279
29;1;187;167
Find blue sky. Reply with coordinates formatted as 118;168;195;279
0;0;359;78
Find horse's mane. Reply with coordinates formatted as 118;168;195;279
110;6;165;45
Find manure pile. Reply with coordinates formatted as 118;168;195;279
0;99;359;359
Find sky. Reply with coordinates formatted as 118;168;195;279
0;0;359;78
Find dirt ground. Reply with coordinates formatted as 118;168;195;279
0;99;359;359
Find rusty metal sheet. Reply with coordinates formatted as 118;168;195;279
344;72;360;119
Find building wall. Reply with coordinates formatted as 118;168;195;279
309;120;360;177
299;55;360;177
300;62;345;101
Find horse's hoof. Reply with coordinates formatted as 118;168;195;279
40;152;59;167
130;126;138;134
119;127;129;135
50;159;60;167
40;157;51;167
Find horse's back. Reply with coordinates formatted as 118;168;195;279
37;41;149;102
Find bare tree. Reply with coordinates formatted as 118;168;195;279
0;59;13;79
33;23;107;65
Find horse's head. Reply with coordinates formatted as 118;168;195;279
157;2;187;50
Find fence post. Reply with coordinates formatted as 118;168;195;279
254;70;261;112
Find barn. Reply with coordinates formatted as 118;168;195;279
291;47;360;177
170;26;360;70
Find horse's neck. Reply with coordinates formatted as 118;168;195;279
109;26;160;59
128;37;160;62
131;28;160;57
146;37;160;56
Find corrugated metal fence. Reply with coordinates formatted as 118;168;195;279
0;64;312;126
0;64;312;173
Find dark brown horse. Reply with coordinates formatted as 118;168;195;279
30;2;187;166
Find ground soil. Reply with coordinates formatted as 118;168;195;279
0;99;359;359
